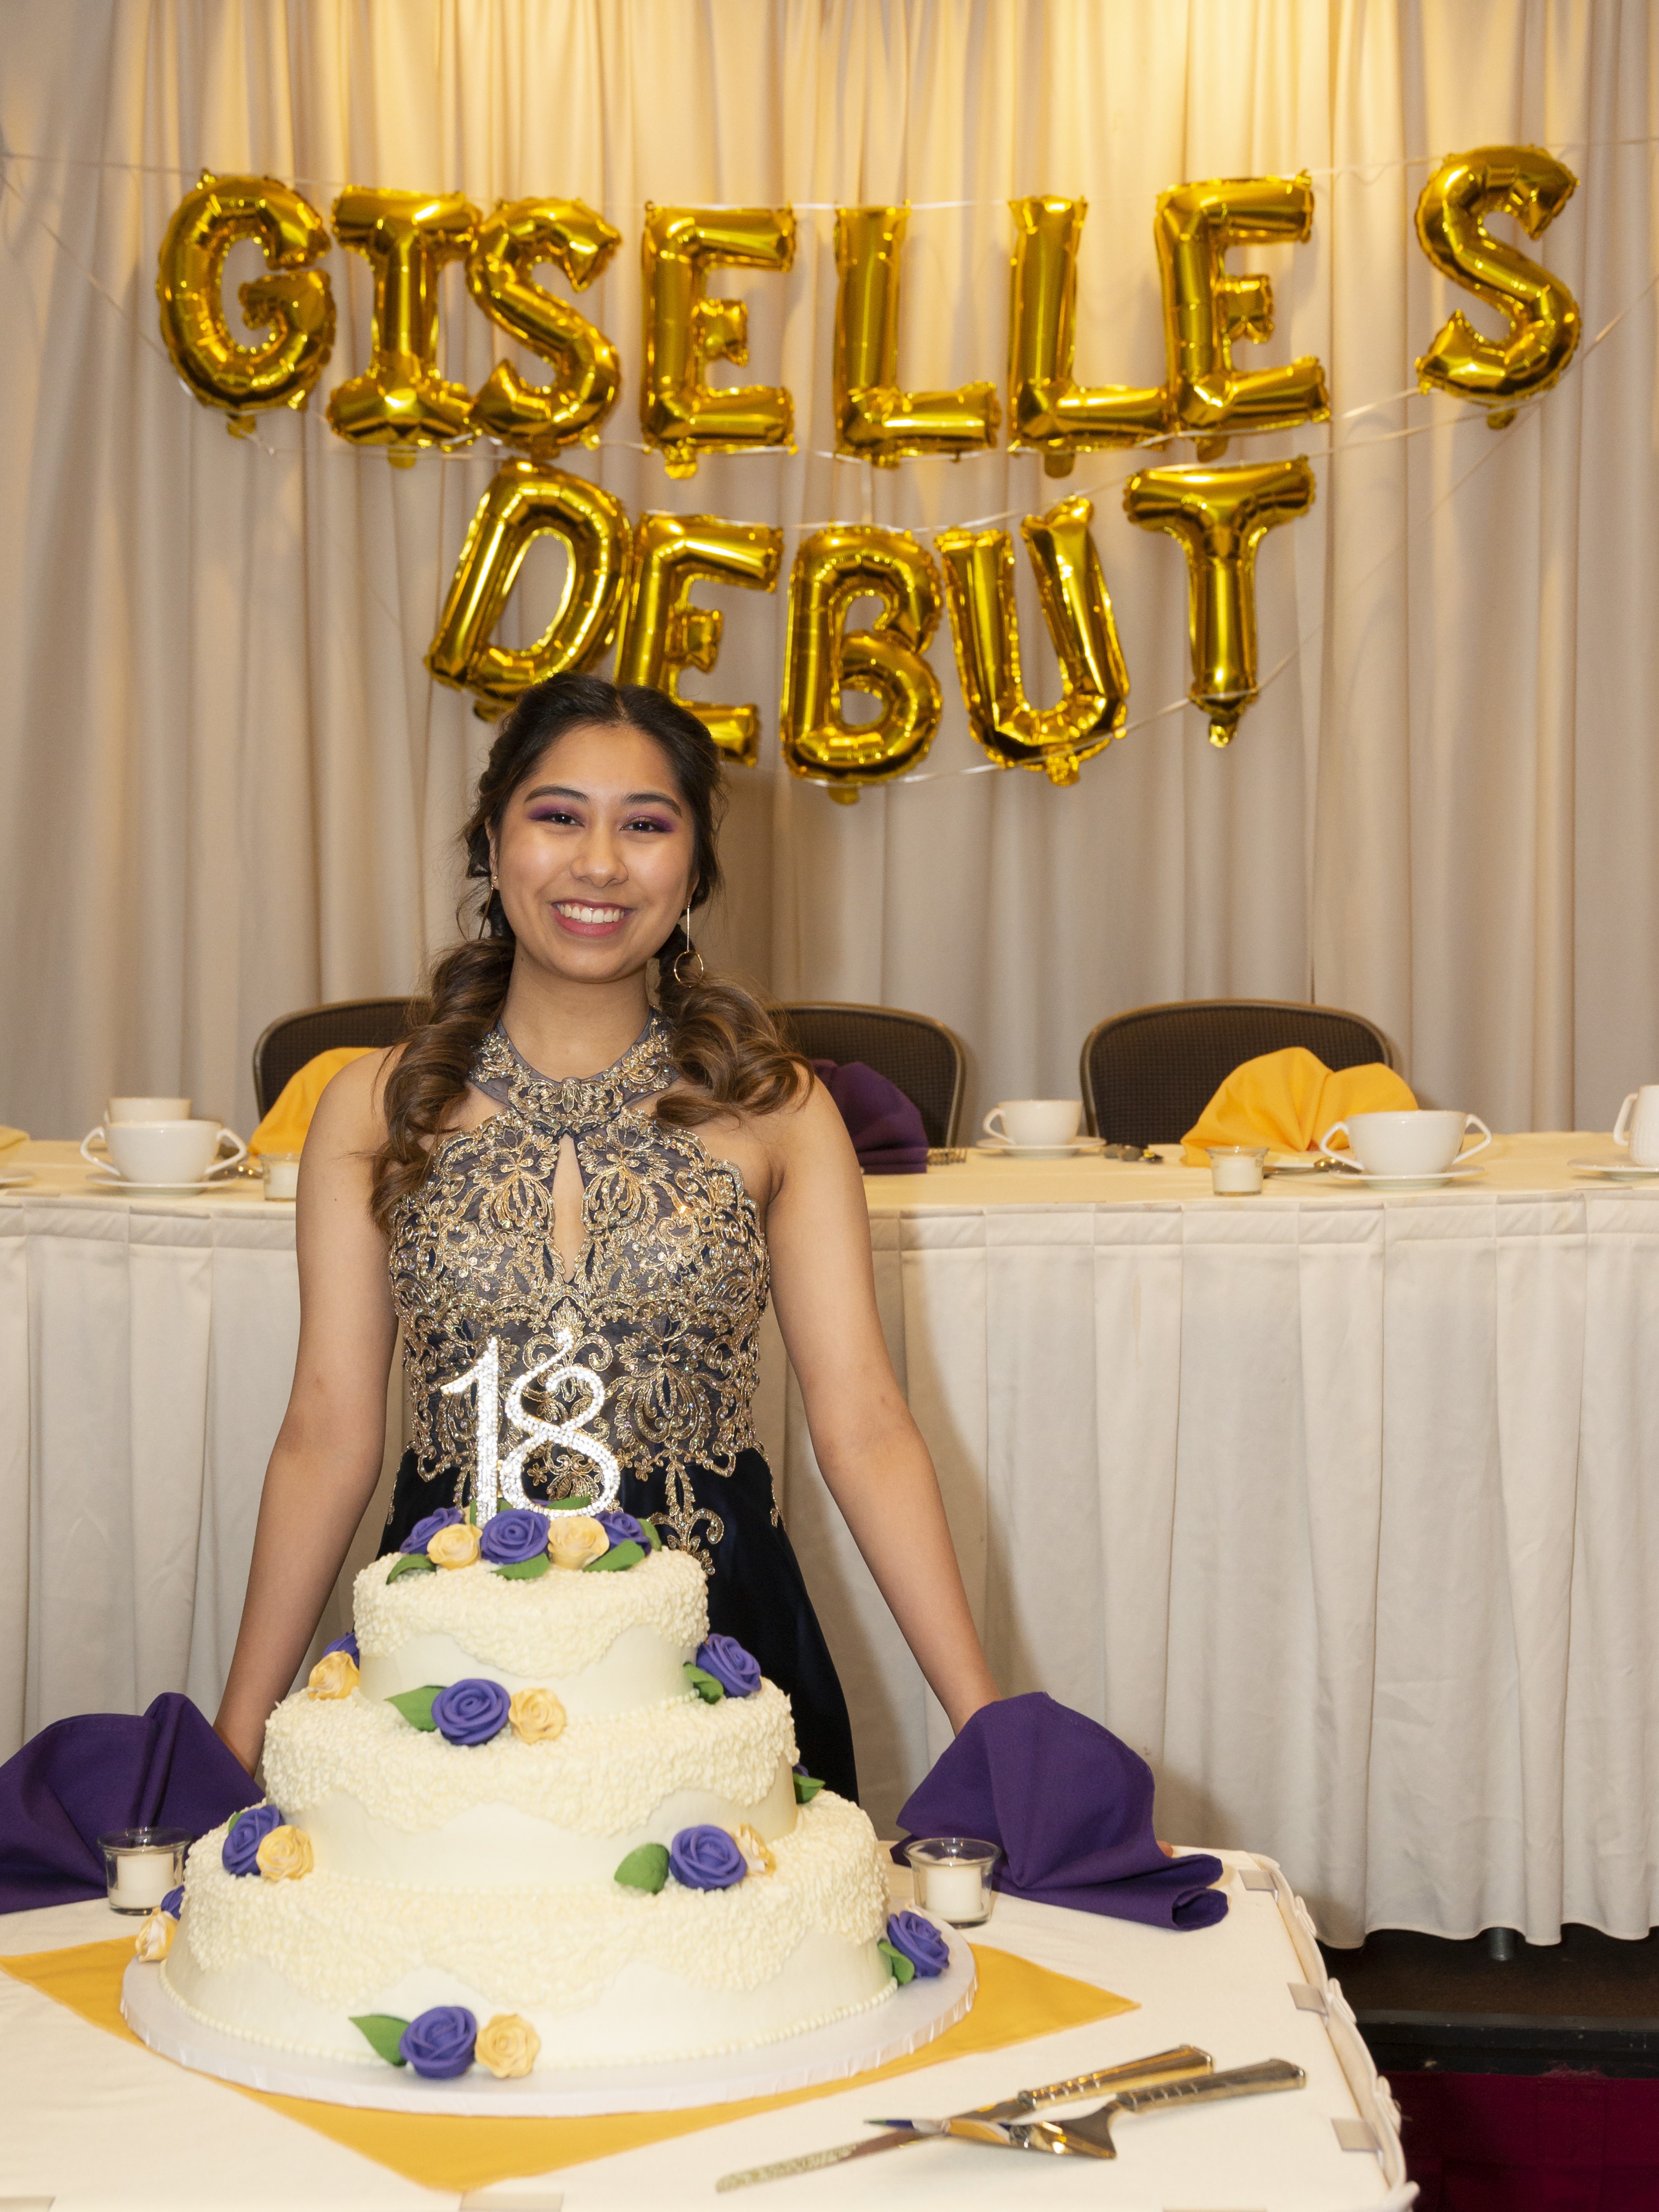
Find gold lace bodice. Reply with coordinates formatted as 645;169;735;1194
388;1014;770;1564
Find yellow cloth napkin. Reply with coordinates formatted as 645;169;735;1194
3;1936;1132;2192
249;1047;375;1156
1181;1046;1417;1164
0;1125;26;1154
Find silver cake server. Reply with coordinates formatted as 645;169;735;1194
713;2045;1211;2190
880;2056;1305;2157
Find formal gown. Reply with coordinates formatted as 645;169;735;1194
381;1012;858;1801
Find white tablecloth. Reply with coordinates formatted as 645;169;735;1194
6;1134;1658;1946
0;1853;1410;2210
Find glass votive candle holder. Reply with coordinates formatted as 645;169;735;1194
1207;1144;1268;1195
260;1152;300;1201
99;1827;189;1914
903;1836;999;1925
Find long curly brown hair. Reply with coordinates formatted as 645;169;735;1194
369;675;807;1231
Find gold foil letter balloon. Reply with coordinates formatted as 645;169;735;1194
779;528;943;798
427;461;632;716
468;198;623;452
1007;198;1169;475
639;207;796;476
1123;458;1315;746
834;207;1000;464
612;515;783;767
1414;147;1581;426
1152;174;1329;450
327;188;479;457
938;497;1129;784
155;173;336;432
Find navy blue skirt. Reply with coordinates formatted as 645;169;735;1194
382;1447;858;1805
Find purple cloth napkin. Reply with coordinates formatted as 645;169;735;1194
894;1692;1227;1931
811;1058;929;1174
0;1693;260;1915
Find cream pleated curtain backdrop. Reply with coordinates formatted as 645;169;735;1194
1;0;1657;1145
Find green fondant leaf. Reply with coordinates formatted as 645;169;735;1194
386;1551;437;1583
793;1772;825;1805
466;1497;478;1527
545;1497;594;1512
614;1843;671;1894
641;1519;662;1550
877;1939;915;1985
494;1553;551;1580
683;1662;726;1704
385;1685;442;1731
350;2013;410;2066
584;1540;644;1574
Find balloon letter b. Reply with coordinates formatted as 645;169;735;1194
328;188;479;457
468;198;623;452
1123;459;1315;746
834;208;1000;464
1153;175;1329;449
427;462;632;715
613;515;784;766
1414;147;1581;426
640;207;796;476
938;497;1129;784
155;173;335;431
1007;198;1169;475
780;528;943;797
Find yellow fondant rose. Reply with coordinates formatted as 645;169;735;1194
475;2012;541;2079
509;1686;567;1744
428;1521;482;1570
134;1908;175;1962
307;1650;359;1699
547;1515;609;1571
729;1822;776;1876
255;1824;315;1881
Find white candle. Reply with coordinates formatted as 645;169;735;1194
922;1861;988;1924
1209;1149;1265;1195
262;1155;300;1200
112;1850;174;1910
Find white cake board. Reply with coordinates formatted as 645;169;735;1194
120;1930;976;2116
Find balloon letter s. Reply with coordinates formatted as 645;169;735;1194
468;198;623;452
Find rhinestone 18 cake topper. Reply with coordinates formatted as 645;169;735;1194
440;1331;620;1523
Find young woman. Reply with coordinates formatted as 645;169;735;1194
214;674;998;1798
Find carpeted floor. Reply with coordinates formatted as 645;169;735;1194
1321;1925;1659;2021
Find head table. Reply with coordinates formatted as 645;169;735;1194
3;1132;1654;1949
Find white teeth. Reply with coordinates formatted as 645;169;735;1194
558;902;626;924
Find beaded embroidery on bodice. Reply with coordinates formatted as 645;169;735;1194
388;1013;770;1566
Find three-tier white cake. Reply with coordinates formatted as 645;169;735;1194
162;1525;896;2075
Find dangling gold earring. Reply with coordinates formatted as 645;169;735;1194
671;897;704;986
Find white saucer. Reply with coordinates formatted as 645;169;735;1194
84;1172;244;1196
1326;1163;1486;1188
0;1170;36;1190
974;1139;1106;1159
1569;1157;1659;1180
1266;1154;1323;1173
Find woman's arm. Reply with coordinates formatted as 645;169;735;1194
212;1055;400;1771
763;1081;999;1733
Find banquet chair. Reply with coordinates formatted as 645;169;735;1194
252;997;414;1117
775;1002;966;1147
1079;998;1397;1147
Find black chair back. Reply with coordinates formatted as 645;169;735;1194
1080;998;1397;1146
776;1002;966;1148
252;997;414;1117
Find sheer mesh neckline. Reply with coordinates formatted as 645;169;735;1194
472;1011;677;1132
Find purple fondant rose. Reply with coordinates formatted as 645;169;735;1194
222;1803;284;1877
398;2004;478;2079
480;1508;550;1565
160;1886;184;1920
695;1635;762;1699
323;1631;359;1663
886;1910;950;1978
669;1824;747;1891
431;1678;511;1746
400;1507;463;1555
596;1510;645;1548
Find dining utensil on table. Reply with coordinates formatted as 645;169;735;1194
1613;1085;1659;1166
877;2055;1305;2159
714;2045;1213;2190
1318;1108;1490;1178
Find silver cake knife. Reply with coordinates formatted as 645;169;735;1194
713;2045;1211;2190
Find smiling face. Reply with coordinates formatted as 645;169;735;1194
490;721;697;986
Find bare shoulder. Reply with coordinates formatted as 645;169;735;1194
748;1066;858;1184
305;1044;402;1156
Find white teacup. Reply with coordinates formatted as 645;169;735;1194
1613;1086;1659;1167
983;1099;1083;1148
107;1095;191;1123
82;1119;247;1187
1319;1108;1491;1178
